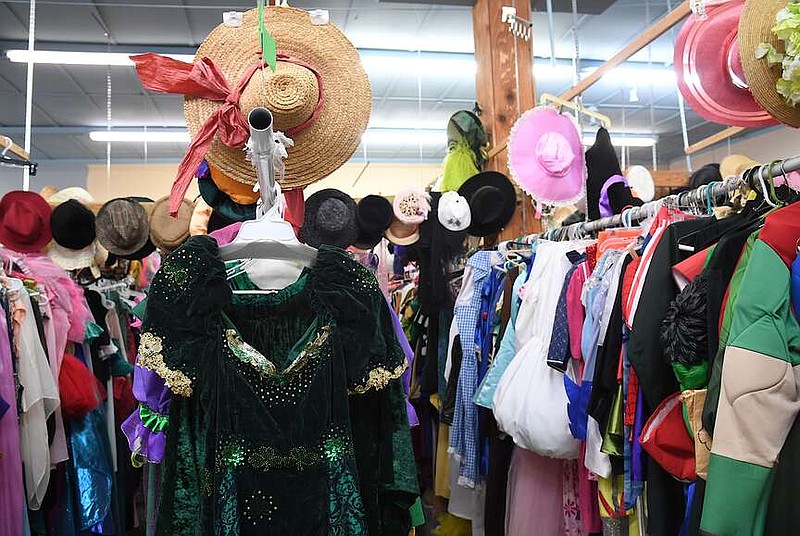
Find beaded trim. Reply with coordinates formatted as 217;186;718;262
138;331;194;397
225;325;331;379
215;427;353;473
349;361;408;395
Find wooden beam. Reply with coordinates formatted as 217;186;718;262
487;0;691;160
651;169;689;189
1;135;30;161
561;1;691;101
473;0;538;239
685;126;747;155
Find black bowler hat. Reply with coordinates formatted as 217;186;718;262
458;171;516;237
300;189;359;249
51;199;96;250
354;195;393;250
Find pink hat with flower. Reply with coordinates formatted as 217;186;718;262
393;188;430;224
508;106;586;208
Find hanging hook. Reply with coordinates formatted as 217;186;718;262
757;165;778;208
1;136;11;157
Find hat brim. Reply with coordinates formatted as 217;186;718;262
118;239;157;261
47;242;97;271
458;171;517;237
353;233;384;250
385;229;420;246
385;219;420;246
675;1;778;127
300;189;359;249
508;107;586;206
186;7;371;190
739;0;800;127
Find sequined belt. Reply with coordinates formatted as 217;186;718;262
214;427;354;474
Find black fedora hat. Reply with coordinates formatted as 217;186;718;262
354;195;393;250
300;189;359;249
458;171;516;237
51;199;96;250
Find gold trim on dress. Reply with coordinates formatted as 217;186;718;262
226;325;331;379
349;361;408;395
138;331;194;397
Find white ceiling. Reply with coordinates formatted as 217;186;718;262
0;0;733;171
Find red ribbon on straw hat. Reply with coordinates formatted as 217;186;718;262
131;53;324;216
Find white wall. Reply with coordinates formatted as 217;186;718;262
0;160;442;201
670;126;800;170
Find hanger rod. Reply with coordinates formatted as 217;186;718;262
539;93;612;128
248;107;278;212
554;153;800;236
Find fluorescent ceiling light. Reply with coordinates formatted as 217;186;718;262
6;49;194;66
89;128;655;148
89;130;190;143
582;133;657;148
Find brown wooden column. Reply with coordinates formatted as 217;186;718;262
473;0;538;239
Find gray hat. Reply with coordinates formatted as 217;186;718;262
300;189;358;249
95;198;151;256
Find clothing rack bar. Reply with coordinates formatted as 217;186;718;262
539;93;612;128
555;154;800;236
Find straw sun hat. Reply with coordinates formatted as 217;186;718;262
187;7;371;189
132;6;372;214
739;0;800;127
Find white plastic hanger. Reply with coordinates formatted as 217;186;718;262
218;107;317;266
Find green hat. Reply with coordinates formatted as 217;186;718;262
447;110;488;167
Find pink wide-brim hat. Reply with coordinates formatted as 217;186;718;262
674;0;777;128
508;106;586;207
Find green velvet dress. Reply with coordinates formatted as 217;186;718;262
138;236;417;536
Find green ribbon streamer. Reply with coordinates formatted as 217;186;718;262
258;0;278;72
139;404;169;433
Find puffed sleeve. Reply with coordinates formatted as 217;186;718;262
138;235;231;397
310;246;408;394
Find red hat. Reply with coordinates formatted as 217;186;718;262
674;0;778;128
0;191;53;253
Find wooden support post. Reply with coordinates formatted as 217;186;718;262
487;0;692;160
473;0;537;240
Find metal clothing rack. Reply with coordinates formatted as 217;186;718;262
547;154;800;238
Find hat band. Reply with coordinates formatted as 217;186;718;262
132;52;325;216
